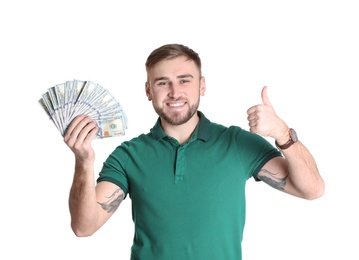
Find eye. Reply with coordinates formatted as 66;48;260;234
157;81;169;86
180;79;190;84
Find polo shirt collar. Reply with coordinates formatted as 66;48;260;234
150;111;211;142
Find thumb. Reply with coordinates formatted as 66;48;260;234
261;86;273;107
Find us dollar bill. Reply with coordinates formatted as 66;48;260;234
39;79;128;138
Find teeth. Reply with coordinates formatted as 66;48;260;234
169;103;184;107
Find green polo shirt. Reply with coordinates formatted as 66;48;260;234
97;111;281;260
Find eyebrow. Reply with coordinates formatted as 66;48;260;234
154;74;194;83
178;74;194;79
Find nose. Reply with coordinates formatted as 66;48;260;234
168;82;181;98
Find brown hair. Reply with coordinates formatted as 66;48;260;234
145;44;202;75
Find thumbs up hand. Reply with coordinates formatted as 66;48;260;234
247;86;289;140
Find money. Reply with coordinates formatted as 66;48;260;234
39;79;128;138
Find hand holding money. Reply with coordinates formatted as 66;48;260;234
39;79;128;138
63;114;98;162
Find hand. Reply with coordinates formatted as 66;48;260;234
247;86;288;141
63;115;99;162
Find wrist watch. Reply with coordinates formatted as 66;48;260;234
275;128;298;150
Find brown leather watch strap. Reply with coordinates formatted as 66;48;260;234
275;128;298;150
275;138;294;150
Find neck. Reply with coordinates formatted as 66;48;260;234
161;113;199;145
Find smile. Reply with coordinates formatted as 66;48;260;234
168;102;185;107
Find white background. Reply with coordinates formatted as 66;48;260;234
1;1;358;259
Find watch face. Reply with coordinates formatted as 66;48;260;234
290;128;298;142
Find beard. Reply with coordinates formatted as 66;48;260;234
153;97;200;126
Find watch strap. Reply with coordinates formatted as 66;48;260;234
275;138;294;150
275;128;297;150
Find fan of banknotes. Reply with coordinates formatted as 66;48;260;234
39;79;128;138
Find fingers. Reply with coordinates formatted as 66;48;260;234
83;124;99;146
261;86;273;107
64;115;98;147
246;105;256;115
247;86;285;138
246;87;272;135
247;105;259;133
64;114;85;141
246;86;272;115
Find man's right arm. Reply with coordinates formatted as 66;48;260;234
64;115;125;236
69;169;125;236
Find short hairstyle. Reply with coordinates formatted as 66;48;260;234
145;44;202;75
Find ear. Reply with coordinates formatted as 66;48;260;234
145;82;152;101
200;76;206;96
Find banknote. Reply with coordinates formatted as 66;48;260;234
39;79;128;138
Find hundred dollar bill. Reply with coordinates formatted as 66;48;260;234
39;79;128;138
97;115;127;138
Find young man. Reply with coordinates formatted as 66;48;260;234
64;43;325;260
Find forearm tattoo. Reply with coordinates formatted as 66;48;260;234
97;188;124;214
258;169;288;191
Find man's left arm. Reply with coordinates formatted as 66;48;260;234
247;86;325;200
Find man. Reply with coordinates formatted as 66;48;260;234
64;43;325;260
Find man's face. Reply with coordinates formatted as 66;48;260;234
145;56;206;126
